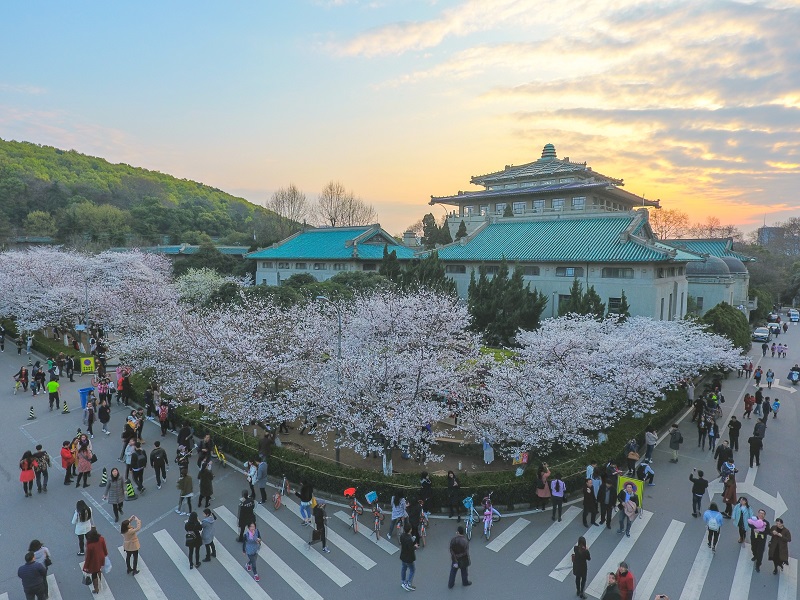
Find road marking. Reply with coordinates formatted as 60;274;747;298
47;574;63;600
279;496;375;569
152;529;222;600
745;464;757;485
76;563;116;599
212;536;273;600
254;503;351;587
516;506;580;566
216;506;323;600
334;511;399;554
487;517;530;552
585;510;653;598
0;592;9;600
677;534;714;600
778;557;798;600
116;547;169;599
82;490;115;525
635;520;685;600
549;520;606;581
729;544;754;600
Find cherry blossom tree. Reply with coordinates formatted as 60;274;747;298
174;267;252;306
459;315;742;458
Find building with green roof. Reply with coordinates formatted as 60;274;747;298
246;225;415;285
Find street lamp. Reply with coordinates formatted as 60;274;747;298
315;295;343;464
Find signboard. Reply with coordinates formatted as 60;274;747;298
616;476;644;509
512;452;529;465
80;357;95;374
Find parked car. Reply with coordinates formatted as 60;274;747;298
789;309;799;322
767;312;780;322
752;327;771;342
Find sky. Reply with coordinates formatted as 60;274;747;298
2;0;799;236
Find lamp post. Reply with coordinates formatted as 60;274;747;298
552;290;557;318
315;296;343;463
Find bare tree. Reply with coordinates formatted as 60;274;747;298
404;219;424;236
685;216;742;241
267;184;309;240
315;181;377;227
647;208;689;240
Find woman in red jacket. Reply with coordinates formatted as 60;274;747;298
20;450;36;497
82;528;108;594
60;440;74;485
614;561;636;600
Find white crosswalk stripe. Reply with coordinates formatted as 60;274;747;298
254;503;351;587
212;536;273;600
549;521;606;582
487;517;530;552
677;532;715;600
216;506;323;600
0;592;9;600
76;562;116;599
635;519;685;600
778;557;799;600
278;495;376;569
516;506;580;566
117;546;169;600
152;529;222;600
585;510;653;598
334;511;399;554
729;544;754;600
46;574;62;600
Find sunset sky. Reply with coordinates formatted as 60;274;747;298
2;0;798;236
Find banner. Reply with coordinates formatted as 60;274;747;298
616;476;644;509
512;452;529;465
80;356;95;374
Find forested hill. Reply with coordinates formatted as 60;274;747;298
0;138;285;247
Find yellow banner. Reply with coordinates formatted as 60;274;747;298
80;356;95;373
616;476;644;509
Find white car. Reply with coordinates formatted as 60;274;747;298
790;309;799;322
752;327;771;343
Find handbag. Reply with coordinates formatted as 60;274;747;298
44;556;53;567
90;454;98;464
83;574;92;585
627;451;639;461
103;556;112;574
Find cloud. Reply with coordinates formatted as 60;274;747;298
0;83;47;95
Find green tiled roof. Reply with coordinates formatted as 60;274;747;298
663;239;753;262
435;215;687;263
246;226;416;261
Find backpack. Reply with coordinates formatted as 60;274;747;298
707;516;720;531
677;432;684;444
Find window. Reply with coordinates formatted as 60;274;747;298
445;265;467;274
608;297;622;313
696;297;704;311
678;267;684;275
552;198;564;211
495;203;507;214
483;265;500;275
660;297;665;320
556;267;584;277
333;263;346;271
277;262;290;269
521;266;540;276
542;180;555;186
601;267;634;279
463;206;474;217
560;177;575;183
571;197;586;210
533;199;545;213
261;261;273;269
362;263;377;271
512;201;526;214
657;268;665;278
480;205;489;216
295;262;307;270
313;263;327;271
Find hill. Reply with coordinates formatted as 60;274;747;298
0;138;286;247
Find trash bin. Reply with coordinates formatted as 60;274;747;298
78;387;95;409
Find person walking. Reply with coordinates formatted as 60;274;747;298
312;499;331;553
185;512;203;570
573;536;591;599
46;377;59;412
121;515;141;575
749;509;770;572
296;480;314;526
447;471;462;521
399;522;418;591
103;467;126;523
149;440;168;489
703;502;724;551
714;440;734;474
743;395;755;420
19;451;36;498
733;497;754;543
721;472;738;518
75;441;93;488
689;468;709;517
241;522;263;581
754;366;763;386
707;418;719;451
697;417;708;451
198;462;214;508
18;551;47;600
82;528;108;595
597;479;615;529
624;439;639;475
766;369;775;389
550;473;566;522
255;458;268;504
130;442;147;493
158;401;170;437
28;540;52;599
772;398;781;418
615;562;635;600
98;399;111;435
201;508;217;562
72;500;93;555
196;434;213;470
668;424;683;463
447;525;471;588
748;434;763;467
768;518;791;574
176;469;194;516
583;478;599;527
644;427;657;463
616;482;639;537
728;416;741;451
237;490;255;542
245;459;257;499
535;463;551;510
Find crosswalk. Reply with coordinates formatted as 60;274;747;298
4;497;797;600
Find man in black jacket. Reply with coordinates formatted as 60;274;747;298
689;468;708;517
399;523;418;591
748;435;763;467
714;441;734;474
583;478;598;527
597;479;615;529
149;441;169;489
448;526;471;588
728;416;741;451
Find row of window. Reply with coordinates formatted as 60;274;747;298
657;267;684;277
487;177;576;191
463;197;587;217
262;261;376;272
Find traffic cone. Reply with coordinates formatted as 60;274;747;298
99;467;108;487
62;400;70;414
27;406;35;420
125;479;138;500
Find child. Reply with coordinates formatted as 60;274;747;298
482;494;501;519
772;398;780;418
483;505;494;536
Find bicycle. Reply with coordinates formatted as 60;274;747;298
273;475;292;510
212;444;227;468
371;504;385;541
482;491;501;540
462;495;480;540
418;511;429;547
344;487;363;534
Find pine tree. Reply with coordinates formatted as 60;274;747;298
584;285;606;319
559;279;585;316
503;204;514;217
608;289;631;321
438;219;453;245
401;252;456;296
379;245;402;283
455;220;468;240
421;213;439;249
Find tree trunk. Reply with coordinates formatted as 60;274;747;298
382;447;393;476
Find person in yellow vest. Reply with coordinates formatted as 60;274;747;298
47;378;60;412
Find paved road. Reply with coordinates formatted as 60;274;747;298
0;325;797;600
